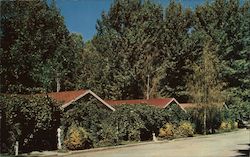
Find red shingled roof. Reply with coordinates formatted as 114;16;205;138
48;90;87;105
106;98;179;109
47;90;115;111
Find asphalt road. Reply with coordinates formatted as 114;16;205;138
67;129;250;157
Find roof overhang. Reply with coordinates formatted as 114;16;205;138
163;98;186;112
59;90;115;111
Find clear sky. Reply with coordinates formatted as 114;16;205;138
54;0;206;41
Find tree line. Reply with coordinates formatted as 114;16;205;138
1;0;249;128
1;0;249;153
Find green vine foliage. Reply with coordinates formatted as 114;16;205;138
0;94;61;153
61;102;189;147
61;99;111;145
99;104;188;144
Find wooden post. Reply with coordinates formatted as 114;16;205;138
15;141;18;156
57;128;62;150
203;108;207;135
152;132;157;142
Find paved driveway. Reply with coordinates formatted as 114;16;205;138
67;129;249;157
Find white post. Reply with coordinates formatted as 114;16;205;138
15;141;18;156
57;128;62;150
152;132;157;142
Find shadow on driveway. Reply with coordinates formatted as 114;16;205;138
233;143;250;157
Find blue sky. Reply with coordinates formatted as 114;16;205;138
54;0;206;41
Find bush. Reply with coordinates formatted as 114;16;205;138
64;125;92;150
103;104;171;142
219;121;232;132
0;94;61;154
96;122;119;147
159;121;194;139
176;121;194;137
61;99;110;145
159;123;175;139
232;122;238;129
187;107;227;134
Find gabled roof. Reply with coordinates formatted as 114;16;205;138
106;98;186;111
47;90;115;111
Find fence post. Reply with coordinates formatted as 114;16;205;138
152;132;157;142
57;128;62;150
15;141;18;156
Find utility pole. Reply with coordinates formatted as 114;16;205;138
147;74;149;100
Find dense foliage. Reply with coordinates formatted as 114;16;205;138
0;0;83;93
61;99;111;145
1;0;249;153
61;103;188;147
1;0;248;117
159;121;194;139
64;125;93;150
187;40;226;134
91;0;196;101
0;94;61;153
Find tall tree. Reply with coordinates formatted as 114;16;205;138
194;0;250;113
0;0;81;93
93;0;164;99
187;40;226;134
159;1;195;102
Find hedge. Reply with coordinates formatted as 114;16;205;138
0;94;61;154
61;102;189;147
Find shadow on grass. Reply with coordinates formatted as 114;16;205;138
233;143;250;157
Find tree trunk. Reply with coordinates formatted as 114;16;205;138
146;75;149;100
56;73;60;92
203;108;206;135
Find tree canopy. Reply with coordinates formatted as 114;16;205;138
1;0;249;124
0;0;83;93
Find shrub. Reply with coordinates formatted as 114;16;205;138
219;121;232;132
0;94;61;154
159;123;175;139
187;107;227;134
104;104;174;142
232;122;238;129
176;121;194;137
165;103;189;124
97;122;119;147
159;121;194;139
61;99;110;144
64;125;92;150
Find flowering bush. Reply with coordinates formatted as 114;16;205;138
176;121;194;137
64;125;92;150
159;123;175;139
219;121;232;132
159;121;194;139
